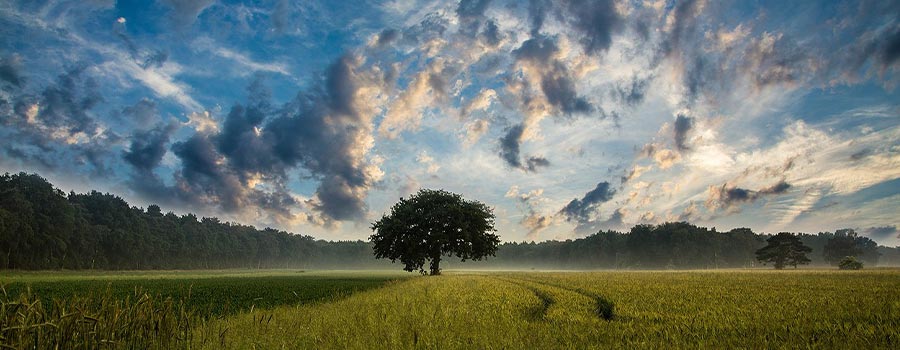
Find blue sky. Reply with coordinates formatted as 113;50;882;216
1;0;898;244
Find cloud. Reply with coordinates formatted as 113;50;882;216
0;55;25;87
462;118;489;147
0;67;115;173
379;58;448;138
705;180;792;212
559;0;623;55
499;124;524;168
613;75;650;106
863;225;898;239
263;54;385;221
162;0;216;28
121;98;160;129
416;150;440;175
506;185;555;240
559;181;615;227
460;88;496;119
621;164;652;184
742;32;807;90
673;113;693;151
456;0;492;37
185;110;218;133
375;28;400;47
512;35;594;116
124;122;178;172
499;123;548;172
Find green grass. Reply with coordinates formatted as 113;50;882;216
1;270;408;316
3;269;899;349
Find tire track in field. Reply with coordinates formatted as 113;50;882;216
498;276;615;321
491;277;554;321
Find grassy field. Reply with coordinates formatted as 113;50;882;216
2;269;899;349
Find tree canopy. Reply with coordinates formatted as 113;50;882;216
823;229;880;266
755;232;812;269
370;189;499;275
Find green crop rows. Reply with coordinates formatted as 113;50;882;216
2;270;899;349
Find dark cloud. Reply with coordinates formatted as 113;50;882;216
673;114;692;152
707;181;792;211
215;78;280;181
863;225;898;238
456;0;492;38
613;75;650;107
141;50;169;69
121;98;159;129
263;55;379;221
457;0;491;19
124;122;177;172
481;20;501;46
850;148;872;161
525;156;550;171
881;26;900;67
1;66;113;175
499;124;524;168
527;0;550;36
513;34;558;62
376;28;399;47
161;0;215;28
172;133;246;211
34;67;103;134
498;124;549;172
514;35;594;115
560;181;615;223
759;181;791;194
560;0;622;55
660;0;703;58
159;56;381;222
0;55;24;87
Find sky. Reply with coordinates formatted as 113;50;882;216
1;0;898;245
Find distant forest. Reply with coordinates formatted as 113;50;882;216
1;172;898;270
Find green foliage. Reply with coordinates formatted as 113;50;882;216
838;256;864;270
755;232;812;269
2;273;400;317
0;271;405;349
370;189;500;275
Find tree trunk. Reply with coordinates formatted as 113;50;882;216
430;256;441;275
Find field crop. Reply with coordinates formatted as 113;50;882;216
2;269;899;349
1;270;405;316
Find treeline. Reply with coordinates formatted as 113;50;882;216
1;172;897;270
451;225;897;270
0;173;382;269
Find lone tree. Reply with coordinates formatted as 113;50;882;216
755;232;812;269
370;189;500;275
838;256;864;270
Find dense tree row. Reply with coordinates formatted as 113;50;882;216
0;173;381;269
1;172;897;270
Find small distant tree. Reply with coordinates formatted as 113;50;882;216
370;189;500;275
838;256;863;270
755;232;812;269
